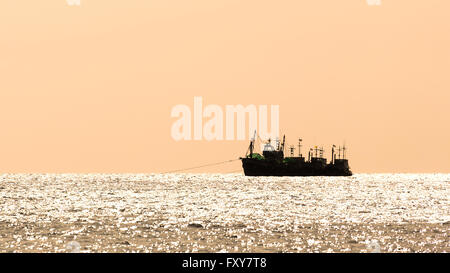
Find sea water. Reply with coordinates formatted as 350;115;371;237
0;173;448;252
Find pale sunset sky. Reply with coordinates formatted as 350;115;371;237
0;1;449;173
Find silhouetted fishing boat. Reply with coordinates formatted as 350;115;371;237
240;133;352;176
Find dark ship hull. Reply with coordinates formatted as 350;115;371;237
241;158;352;176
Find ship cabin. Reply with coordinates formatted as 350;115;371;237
262;141;284;161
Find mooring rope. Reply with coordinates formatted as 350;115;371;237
161;158;241;174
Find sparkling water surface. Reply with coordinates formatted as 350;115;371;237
0;173;448;252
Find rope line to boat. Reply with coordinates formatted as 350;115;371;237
162;158;241;174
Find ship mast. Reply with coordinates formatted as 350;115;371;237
331;145;336;164
289;145;295;157
246;130;257;158
298;138;302;157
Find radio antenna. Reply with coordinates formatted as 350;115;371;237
343;141;346;159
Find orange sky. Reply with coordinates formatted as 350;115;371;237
0;1;449;173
